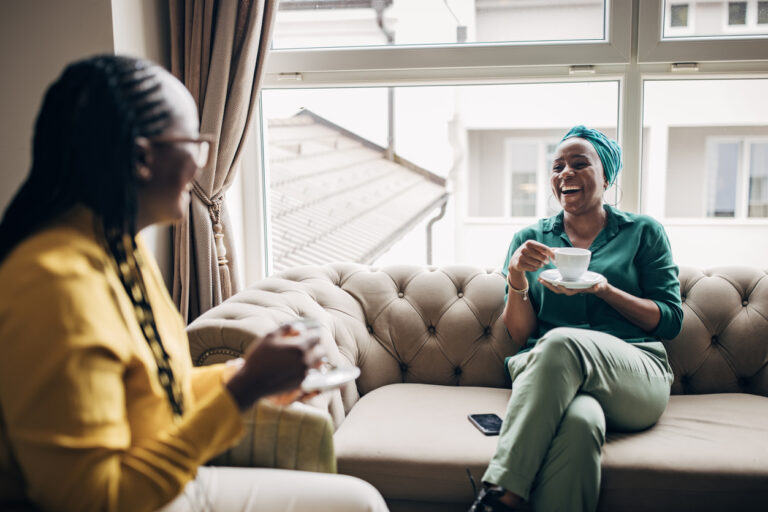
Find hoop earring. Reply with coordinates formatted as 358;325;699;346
603;184;624;207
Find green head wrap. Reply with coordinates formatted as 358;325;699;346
560;126;622;187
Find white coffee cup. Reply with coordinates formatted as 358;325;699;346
553;248;591;281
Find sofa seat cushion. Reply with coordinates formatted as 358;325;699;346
334;383;511;503
600;393;768;511
334;384;768;510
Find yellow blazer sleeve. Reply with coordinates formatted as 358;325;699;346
190;364;239;402
0;251;243;512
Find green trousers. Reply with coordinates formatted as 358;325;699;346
482;327;673;512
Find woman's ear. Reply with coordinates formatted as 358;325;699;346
134;137;153;182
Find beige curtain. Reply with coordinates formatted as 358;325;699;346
169;0;276;322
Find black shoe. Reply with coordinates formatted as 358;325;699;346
468;484;512;512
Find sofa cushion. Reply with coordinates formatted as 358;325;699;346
600;393;768;511
334;384;768;510
334;383;511;503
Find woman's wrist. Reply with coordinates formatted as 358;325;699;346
225;370;265;412
506;270;528;291
506;271;529;301
592;279;612;299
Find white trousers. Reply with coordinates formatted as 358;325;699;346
157;466;389;512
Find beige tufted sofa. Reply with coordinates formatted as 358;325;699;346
186;264;768;512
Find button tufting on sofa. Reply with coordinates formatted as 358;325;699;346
457;291;464;298
428;325;436;334
711;335;719;345
743;299;749;307
397;291;404;298
453;366;462;376
399;362;409;373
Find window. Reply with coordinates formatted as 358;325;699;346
261;82;618;270
642;79;768;221
240;0;768;281
708;140;740;217
272;0;608;49
505;140;539;217
665;2;695;37
728;2;748;25
759;1;768;23
670;4;689;27
705;139;768;218
654;0;768;48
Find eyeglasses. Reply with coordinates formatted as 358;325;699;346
150;134;214;169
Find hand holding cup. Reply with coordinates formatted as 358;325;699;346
226;320;324;411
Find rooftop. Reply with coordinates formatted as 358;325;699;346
268;109;448;272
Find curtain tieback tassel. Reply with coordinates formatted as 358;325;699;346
213;222;228;266
194;184;229;267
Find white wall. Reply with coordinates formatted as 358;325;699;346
111;0;170;66
0;0;115;214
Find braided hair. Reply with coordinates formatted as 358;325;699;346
0;55;185;419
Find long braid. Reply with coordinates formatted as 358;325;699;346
0;55;185;420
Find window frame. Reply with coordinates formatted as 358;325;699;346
264;0;631;86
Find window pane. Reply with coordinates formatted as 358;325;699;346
708;142;739;217
749;142;768;217
670;4;689;27
262;82;618;271
642;79;768;220
506;141;538;217
759;1;768;23
728;2;747;25
663;0;768;38
273;0;606;49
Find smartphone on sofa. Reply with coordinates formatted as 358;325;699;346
468;413;503;436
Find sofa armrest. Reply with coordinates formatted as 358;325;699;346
208;399;336;473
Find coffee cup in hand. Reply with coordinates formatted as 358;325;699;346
553;248;591;281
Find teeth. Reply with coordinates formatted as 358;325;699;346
561;186;581;192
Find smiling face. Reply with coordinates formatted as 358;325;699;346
134;72;202;230
551;137;608;216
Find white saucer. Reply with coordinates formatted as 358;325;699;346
301;365;361;393
540;269;604;290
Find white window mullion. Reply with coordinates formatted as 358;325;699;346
737;138;751;218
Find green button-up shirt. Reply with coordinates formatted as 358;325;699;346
503;205;683;350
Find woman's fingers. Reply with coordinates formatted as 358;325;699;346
539;278;578;296
513;241;554;271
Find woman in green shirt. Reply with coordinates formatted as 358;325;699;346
469;126;683;512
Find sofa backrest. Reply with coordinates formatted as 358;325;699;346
672;266;768;396
186;263;768;423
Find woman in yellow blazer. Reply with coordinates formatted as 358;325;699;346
0;55;387;512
